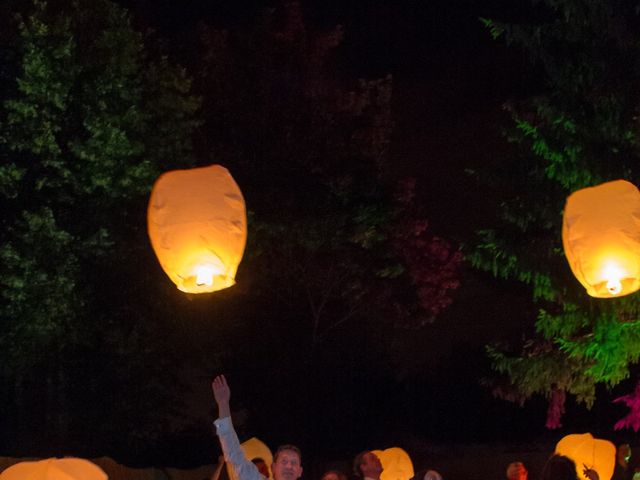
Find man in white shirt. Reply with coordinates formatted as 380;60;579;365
353;450;383;480
212;375;304;480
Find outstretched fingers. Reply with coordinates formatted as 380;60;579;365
212;374;227;390
212;374;231;404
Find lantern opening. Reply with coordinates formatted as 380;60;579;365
602;261;624;295
606;279;622;295
177;255;234;293
195;265;215;286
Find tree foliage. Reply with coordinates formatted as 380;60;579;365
473;0;640;426
197;1;462;355
191;2;463;454
0;0;201;455
0;0;463;460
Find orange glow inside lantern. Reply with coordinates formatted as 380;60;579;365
371;447;414;480
147;164;247;294
562;180;640;298
555;433;615;480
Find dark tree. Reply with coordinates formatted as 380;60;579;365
0;0;201;456
193;1;462;454
472;0;640;428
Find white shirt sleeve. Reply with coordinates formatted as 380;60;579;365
214;416;265;480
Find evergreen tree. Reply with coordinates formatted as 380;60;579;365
472;0;640;427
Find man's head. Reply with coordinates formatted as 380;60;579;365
618;444;632;467
541;455;577;480
423;471;442;480
506;462;528;480
353;451;383;479
271;445;303;480
321;470;347;480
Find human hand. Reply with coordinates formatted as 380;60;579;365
583;466;599;480
212;375;231;406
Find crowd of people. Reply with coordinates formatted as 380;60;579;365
210;375;635;480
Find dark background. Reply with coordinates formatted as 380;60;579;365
5;0;636;473
107;0;636;468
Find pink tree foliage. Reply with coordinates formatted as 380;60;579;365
392;179;462;325
613;382;640;431
546;386;566;429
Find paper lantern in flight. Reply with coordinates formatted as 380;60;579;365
555;433;615;480
148;164;247;293
562;180;640;298
372;447;414;480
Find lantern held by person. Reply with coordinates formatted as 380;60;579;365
0;457;108;480
371;447;414;480
148;164;247;293
232;437;273;480
555;432;615;480
562;180;640;298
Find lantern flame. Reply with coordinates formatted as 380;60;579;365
602;262;624;295
195;265;216;286
606;279;622;295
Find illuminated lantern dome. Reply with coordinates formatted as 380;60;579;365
148;165;247;293
556;433;615;480
371;447;414;480
562;180;640;298
0;458;108;480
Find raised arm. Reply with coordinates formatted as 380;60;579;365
211;375;264;480
212;374;231;419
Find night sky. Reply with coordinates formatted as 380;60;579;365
122;0;539;235
113;0;619;457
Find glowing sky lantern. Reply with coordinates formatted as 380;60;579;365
562;180;640;298
555;433;615;480
371;447;414;480
148;164;247;294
